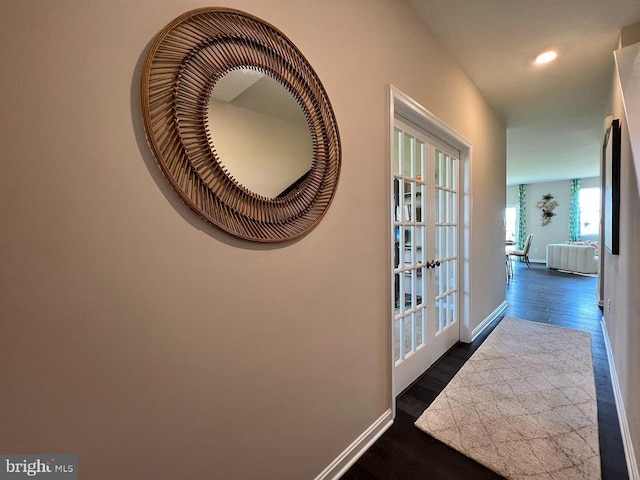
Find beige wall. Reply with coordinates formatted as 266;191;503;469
0;1;506;478
605;47;640;473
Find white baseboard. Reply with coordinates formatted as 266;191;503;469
470;301;508;342
314;409;393;480
602;318;640;480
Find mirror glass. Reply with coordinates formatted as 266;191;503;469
207;68;313;198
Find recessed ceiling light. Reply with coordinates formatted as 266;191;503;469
535;50;558;64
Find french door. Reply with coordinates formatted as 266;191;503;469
392;120;460;396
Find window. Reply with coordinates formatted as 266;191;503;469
505;205;518;243
579;187;600;236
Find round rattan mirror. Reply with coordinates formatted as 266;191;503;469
141;8;341;242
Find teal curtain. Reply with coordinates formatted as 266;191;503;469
517;184;527;252
569;179;581;242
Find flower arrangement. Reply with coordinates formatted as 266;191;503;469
537;193;559;226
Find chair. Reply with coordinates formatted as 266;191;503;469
508;233;533;268
505;253;513;280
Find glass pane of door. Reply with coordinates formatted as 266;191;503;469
433;150;458;333
393;128;426;363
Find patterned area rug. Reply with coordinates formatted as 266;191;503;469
415;317;600;479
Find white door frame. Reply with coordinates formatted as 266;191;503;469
387;85;473;415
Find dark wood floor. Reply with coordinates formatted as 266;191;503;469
342;262;629;479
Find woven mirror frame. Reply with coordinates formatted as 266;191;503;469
141;8;341;242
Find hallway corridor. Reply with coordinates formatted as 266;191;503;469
343;262;628;479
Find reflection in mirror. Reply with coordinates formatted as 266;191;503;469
207;68;313;198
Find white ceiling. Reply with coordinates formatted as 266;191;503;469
410;0;640;186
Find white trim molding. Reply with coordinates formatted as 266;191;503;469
314;409;393;480
602;317;640;480
471;301;507;342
